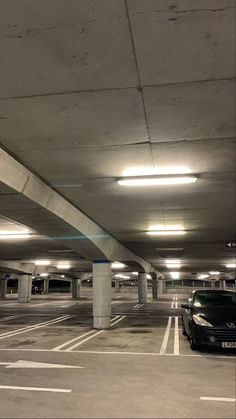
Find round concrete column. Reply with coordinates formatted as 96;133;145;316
0;279;7;299
71;278;81;299
93;261;112;329
43;279;49;294
152;277;158;300
158;279;164;294
18;274;32;303
114;281;120;293
138;273;148;303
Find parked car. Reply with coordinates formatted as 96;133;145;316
32;284;43;294
181;290;236;350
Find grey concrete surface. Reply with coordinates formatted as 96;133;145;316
0;293;235;418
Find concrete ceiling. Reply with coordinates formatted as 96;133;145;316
0;0;235;280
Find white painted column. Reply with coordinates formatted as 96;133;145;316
43;279;49;294
220;280;226;290
211;281;216;290
18;274;32;303
93;261;112;329
0;279;7;299
138;273;148;303
152;277;158;300
71;278;80;299
114;281;120;293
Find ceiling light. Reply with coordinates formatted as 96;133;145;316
39;273;48;277
117;175;197;186
131;272;138;276
226;263;236;268
0;230;30;239
198;274;209;279
57;264;70;269
114;274;130;279
147;274;152;279
165;259;181;264
170;272;180;279
35;260;50;266
209;271;220;275
122;166;192;176
61;275;65;278
146;231;186;236
112;262;126;269
166;263;181;269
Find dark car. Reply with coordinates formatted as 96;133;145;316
32;284;43;295
181;290;236;350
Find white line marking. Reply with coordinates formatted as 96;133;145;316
0;360;84;369
0;315;73;340
65;330;104;351
200;397;236;402
175;301;178;309
171;302;174;309
160;317;172;355
52;329;96;351
174;317;179;355
110;316;126;326
0;315;25;322
0;385;71;393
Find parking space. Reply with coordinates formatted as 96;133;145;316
0;294;235;418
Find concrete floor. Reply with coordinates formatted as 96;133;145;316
0;293;235;418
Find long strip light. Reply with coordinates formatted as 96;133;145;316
146;230;186;236
226;263;236;268
112;262;126;269
35;260;50;266
57;264;70;269
198;274;209;279
209;271;220;275
117;175;197;186
0;230;30;239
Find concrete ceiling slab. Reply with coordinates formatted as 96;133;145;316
128;0;235;84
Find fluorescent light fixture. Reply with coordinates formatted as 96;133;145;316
165;259;181;264
166;263;181;269
117;175;197;186
39;273;48;277
170;272;180;279
226;263;236;268
57;263;70;269
61;275;65;278
0;229;30;239
131;272;138;276
112;262;126;269
35;260;50;266
146;230;186;236
209;271;220;275
198;274;209;279
147;274;152;279
114;274;130;279
122;166;192;176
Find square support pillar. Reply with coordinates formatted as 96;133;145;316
71;278;81;299
0;279;7;299
93;261;112;329
152;277;158;300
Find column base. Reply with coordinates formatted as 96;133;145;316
94;316;111;329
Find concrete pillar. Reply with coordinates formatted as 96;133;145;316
220;280;226;290
114;281;120;293
71;278;81;299
138;273;148;303
0;279;7;299
18;274;32;303
211;281;216;290
93;261;112;329
43;279;49;294
152;277;158;300
158;279;164;294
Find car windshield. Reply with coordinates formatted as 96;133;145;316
193;292;236;307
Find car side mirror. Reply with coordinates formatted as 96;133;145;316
181;303;191;309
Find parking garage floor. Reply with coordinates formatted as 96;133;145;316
0;293;235;418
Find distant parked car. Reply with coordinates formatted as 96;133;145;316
181;290;236;350
32;284;43;295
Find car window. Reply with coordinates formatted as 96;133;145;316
193;293;236;307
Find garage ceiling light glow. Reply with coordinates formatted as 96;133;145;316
114;274;130;279
165;259;181;264
57;263;70;269
112;262;126;269
122;166;192;176
117;175;197;186
39;273;48;277
166;263;181;269
131;272;138;276
170;272;180;279
146;230;186;236
226;263;236;268
0;230;30;239
198;274;209;279
35;260;50;266
209;271;220;275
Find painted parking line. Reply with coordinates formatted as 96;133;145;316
0;385;72;393
0;315;26;322
174;317;179;355
160;317;172;355
0;315;74;340
52;315;126;351
200;397;236;402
